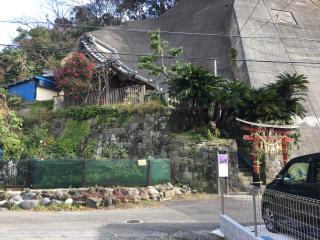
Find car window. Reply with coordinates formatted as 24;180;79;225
283;162;310;184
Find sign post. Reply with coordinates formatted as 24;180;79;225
218;152;229;195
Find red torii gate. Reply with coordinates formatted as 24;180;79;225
236;118;299;186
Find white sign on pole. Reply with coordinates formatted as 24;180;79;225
218;153;229;177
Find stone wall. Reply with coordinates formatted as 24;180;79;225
169;137;240;192
264;153;284;184
52;110;241;193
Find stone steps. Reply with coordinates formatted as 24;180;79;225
238;171;252;177
237;158;253;187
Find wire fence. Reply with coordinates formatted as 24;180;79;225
0;158;171;189
220;178;320;240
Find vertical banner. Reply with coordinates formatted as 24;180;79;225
218;153;229;177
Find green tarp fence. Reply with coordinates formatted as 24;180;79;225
0;158;171;189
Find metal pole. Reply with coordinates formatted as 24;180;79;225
226;177;229;195
252;188;258;237
218;176;221;196
214;59;218;76
220;178;225;215
147;159;151;186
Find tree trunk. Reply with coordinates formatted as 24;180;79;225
212;103;221;122
159;0;167;14
217;107;228;129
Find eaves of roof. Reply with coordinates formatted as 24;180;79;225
79;34;157;90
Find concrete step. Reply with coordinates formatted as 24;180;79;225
238;168;251;172
239;174;252;179
240;180;252;186
238;171;253;177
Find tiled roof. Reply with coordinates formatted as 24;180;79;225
79;34;157;90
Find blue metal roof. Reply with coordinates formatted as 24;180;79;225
2;75;58;91
34;76;57;91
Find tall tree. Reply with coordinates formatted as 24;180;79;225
0;48;29;83
54;52;96;99
118;0;177;20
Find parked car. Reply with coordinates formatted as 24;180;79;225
261;153;320;237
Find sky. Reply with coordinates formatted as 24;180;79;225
0;0;47;46
0;0;83;49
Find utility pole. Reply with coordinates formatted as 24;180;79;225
214;59;218;76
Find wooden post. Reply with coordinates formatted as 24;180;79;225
142;85;146;103
82;158;87;187
282;138;288;166
251;135;261;186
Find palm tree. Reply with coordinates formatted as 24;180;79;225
241;87;284;122
168;63;225;123
215;80;251;128
268;72;309;122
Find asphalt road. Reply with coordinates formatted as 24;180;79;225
0;199;222;240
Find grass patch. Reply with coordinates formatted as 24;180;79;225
171;127;229;145
53;101;169;121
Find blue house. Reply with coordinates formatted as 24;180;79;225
3;76;61;102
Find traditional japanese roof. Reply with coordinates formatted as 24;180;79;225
79;34;157;90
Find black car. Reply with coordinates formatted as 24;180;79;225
261;153;320;237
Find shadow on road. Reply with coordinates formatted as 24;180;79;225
97;222;220;240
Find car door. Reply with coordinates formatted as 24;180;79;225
309;157;320;238
277;157;316;236
310;157;320;200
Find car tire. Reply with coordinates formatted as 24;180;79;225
262;204;279;233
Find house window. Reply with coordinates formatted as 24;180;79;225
271;9;297;25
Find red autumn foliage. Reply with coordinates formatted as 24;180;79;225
54;52;96;96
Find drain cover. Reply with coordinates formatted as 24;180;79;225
124;219;143;224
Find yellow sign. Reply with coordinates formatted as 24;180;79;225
138;159;147;166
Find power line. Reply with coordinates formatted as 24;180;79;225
1;43;320;66
3;19;320;44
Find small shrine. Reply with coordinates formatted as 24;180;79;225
236;118;299;186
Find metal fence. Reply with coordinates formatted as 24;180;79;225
0;158;171;189
220;179;320;240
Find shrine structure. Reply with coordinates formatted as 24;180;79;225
236;118;299;186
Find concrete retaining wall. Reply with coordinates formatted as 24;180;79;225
220;214;263;240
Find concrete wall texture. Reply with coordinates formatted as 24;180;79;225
88;0;320;156
233;0;320;156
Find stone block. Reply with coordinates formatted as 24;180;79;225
86;197;102;208
19;200;39;210
163;190;175;199
64;198;73;205
180;172;193;181
40;198;51;206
